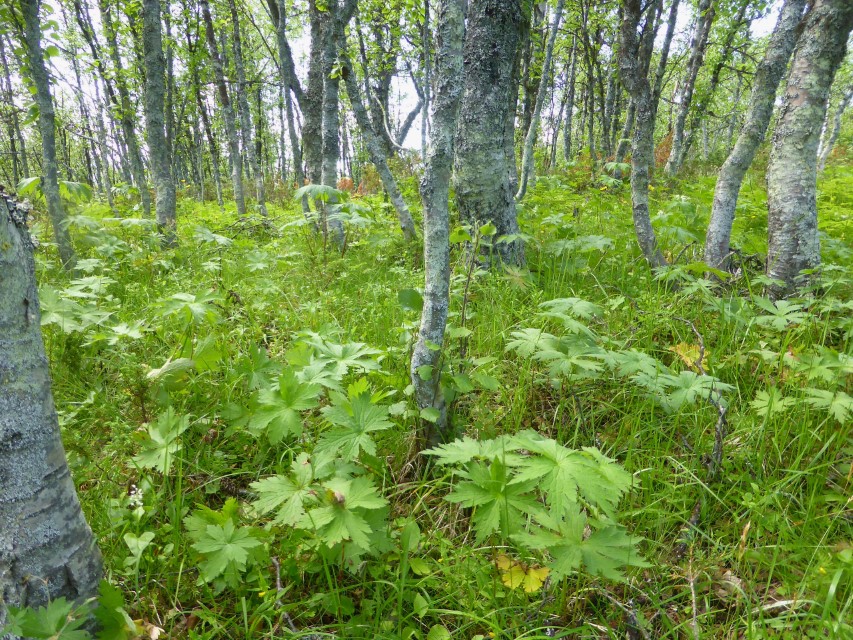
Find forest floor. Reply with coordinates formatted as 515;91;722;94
31;157;853;639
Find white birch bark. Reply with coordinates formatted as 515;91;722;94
703;0;807;269
766;0;852;297
410;0;465;446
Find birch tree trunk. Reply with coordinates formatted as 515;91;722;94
304;1;325;187
340;47;417;240
664;0;714;176
19;0;76;269
411;0;464;447
453;0;525;267
516;0;565;201
0;34;29;185
563;36;577;161
817;85;852;171
703;0;806;270
200;0;247;217
0;194;102;634
142;0;177;245
99;0;152;218
619;0;666;268
765;0;852;297
229;0;267;217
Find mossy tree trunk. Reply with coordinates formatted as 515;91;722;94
411;0;465;447
765;0;853;297
142;0;177;245
453;0;526;267
0;195;102;634
18;0;76;269
703;0;807;270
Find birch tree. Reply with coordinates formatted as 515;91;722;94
410;0;464;446
516;0;565;202
200;0;247;217
765;0;853;297
704;0;807;270
0;193;102;633
817;84;852;171
16;0;76;269
142;0;177;244
453;0;526;267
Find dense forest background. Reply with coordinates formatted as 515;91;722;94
0;0;852;638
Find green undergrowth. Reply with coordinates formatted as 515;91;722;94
12;161;853;639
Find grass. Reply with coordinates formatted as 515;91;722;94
21;158;853;639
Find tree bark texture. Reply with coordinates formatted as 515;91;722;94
563;36;577;161
229;0;268;217
453;0;525;267
664;0;714;176
142;0;178;244
703;0;807;269
765;0;852;297
817;85;852;171
0;194;103;633
516;0;565;201
619;0;666;268
19;0;76;269
411;0;465;447
200;0;247;217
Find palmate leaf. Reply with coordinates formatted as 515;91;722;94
751;388;795;417
635;370;733;413
300;333;383;376
539;297;603;320
805;388;853;424
752;297;809;331
251;453;315;526
533;335;606;380
157;290;223;326
505;328;560;358
305;476;388;549
191;520;262;582
511;431;632;518
248;370;322;443
423;434;522;466
133;407;191;474
513;510;648;582
445;459;543;543
603;349;665;378
316;382;393;461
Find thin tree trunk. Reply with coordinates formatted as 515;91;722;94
93;80;115;210
516;0;565;201
229;0;267;217
704;0;807;270
421;0;430;161
340;44;417;240
453;0;525;267
304;1;325;187
765;0;852;297
0;194;103;636
664;0;714;176
142;0;177;244
99;0;152;217
200;0;247;217
817;85;852;171
411;0;464;447
0;34;28;184
725;68;744;151
18;0;76;269
620;0;666;268
563;36;577;161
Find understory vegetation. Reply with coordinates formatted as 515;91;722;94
15;157;853;638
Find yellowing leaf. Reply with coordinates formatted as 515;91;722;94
669;342;708;372
495;554;550;593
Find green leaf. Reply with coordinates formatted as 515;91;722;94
191;520;262;582
316;383;393;461
132;407;191;474
420;407;440;423
250;453;315;526
16;175;41;196
398;288;424;313
427;625;452;640
249;370;322;443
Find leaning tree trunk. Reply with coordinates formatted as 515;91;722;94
0;194;103;635
142;0;177;245
817;85;852;171
19;0;76;269
765;0;852;298
453;0;526;267
663;0;714;177
703;0;807;270
200;0;247;217
516;0;565;201
229;0;267;217
340;49;417;240
619;0;666;268
411;0;465;447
